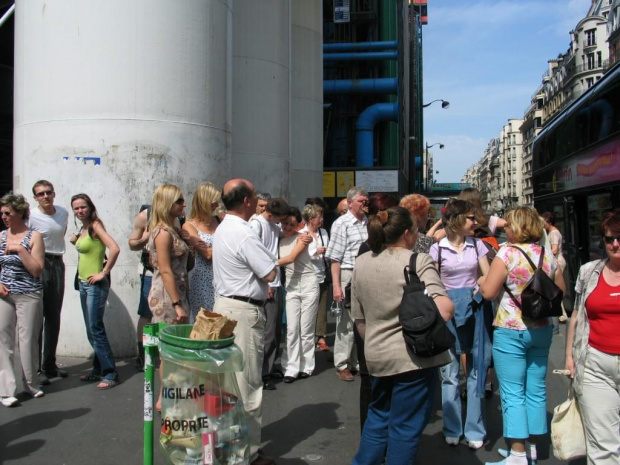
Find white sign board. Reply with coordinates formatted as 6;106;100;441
356;170;399;193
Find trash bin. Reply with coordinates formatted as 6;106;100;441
158;324;248;465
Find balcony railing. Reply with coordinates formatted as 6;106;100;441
565;60;609;80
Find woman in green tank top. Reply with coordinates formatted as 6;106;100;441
70;193;120;390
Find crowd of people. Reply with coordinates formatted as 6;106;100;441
0;179;618;465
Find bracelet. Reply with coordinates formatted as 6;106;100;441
172;300;182;307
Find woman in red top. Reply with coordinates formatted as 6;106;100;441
565;208;620;464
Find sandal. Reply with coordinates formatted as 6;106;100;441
96;378;120;390
80;373;102;382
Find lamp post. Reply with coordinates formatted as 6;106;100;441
425;142;444;191
423;99;450;109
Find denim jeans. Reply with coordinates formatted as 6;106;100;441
493;326;552;439
79;279;117;380
352;368;437;465
440;348;486;441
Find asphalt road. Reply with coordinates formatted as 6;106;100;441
0;321;586;465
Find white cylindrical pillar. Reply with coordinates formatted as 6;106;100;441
13;0;232;356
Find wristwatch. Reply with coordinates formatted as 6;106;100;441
172;300;182;307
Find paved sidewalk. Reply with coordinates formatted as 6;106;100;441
0;323;585;465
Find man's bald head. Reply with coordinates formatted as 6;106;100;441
337;198;348;216
221;179;256;220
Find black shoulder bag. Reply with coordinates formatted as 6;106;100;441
399;253;455;357
502;245;563;320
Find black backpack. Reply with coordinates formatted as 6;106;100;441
399;253;455;357
503;246;563;320
140;205;154;273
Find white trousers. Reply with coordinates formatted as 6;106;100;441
281;274;319;377
578;345;620;465
334;268;357;371
0;291;43;397
213;296;265;462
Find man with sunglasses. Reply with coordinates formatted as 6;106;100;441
28;180;69;385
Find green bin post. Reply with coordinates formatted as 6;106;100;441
142;323;163;465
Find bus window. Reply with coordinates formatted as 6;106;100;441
589;82;620;143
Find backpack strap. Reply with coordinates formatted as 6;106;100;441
501;245;546;310
404;253;421;285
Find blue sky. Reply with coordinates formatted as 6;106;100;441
423;0;591;182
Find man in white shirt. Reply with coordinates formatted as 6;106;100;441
325;187;368;382
250;197;289;391
213;179;278;465
28;180;69;385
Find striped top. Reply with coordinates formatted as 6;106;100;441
0;229;42;294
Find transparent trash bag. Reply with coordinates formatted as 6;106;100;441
158;325;249;465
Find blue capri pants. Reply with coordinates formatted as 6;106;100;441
493;326;553;439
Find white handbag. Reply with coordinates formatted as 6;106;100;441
550;382;586;461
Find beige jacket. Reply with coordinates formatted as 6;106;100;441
351;247;450;377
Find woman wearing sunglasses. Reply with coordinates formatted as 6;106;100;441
0;193;45;407
430;199;491;450
70;193;120;390
147;184;190;411
565;208;620;465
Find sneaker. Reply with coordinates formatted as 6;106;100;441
497;447;537;465
445;436;460;446
468;440;484;450
1;396;19;407
27;388;45;398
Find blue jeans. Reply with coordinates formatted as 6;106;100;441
137;274;153;318
493;326;552;439
352;368;437;465
79;279;117;380
440;348;486;441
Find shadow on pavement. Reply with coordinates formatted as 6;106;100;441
0;408;90;462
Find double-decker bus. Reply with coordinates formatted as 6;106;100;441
532;62;620;293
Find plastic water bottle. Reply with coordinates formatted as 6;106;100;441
330;300;343;317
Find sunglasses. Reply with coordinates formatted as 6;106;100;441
465;215;477;222
175;198;185;205
35;190;54;198
603;235;620;244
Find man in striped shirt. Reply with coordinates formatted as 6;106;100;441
325;187;368;381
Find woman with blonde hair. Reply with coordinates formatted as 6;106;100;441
0;193;45;406
147;184;190;411
182;182;221;321
480;206;565;465
71;193;120;390
147;184;190;326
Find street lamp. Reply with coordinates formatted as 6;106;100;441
425;142;444;191
423;99;450;109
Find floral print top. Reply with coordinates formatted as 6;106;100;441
493;242;558;330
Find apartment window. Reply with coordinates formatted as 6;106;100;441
597;51;602;68
587;53;595;70
585;29;596;47
587;77;595;88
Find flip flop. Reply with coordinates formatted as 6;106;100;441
97;378;120;390
80;373;102;382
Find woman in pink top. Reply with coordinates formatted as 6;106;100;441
430;199;490;450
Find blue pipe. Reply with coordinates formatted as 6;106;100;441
323;40;398;52
323;78;398;94
355;102;398;167
323;51;397;62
